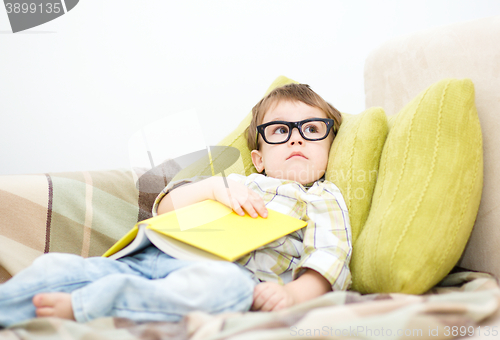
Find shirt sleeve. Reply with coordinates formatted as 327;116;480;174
292;181;353;291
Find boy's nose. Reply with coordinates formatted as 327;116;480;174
288;128;304;145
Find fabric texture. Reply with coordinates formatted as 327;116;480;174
1;270;499;339
136;159;183;221
326;109;388;243
152;173;352;291
0;246;256;327
0;170;141;283
351;78;483;294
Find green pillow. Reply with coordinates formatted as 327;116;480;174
327;109;388;244
351;78;483;294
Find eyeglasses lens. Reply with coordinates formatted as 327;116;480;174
264;121;328;143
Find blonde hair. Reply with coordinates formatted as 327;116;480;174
246;83;342;150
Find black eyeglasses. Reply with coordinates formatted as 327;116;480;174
256;118;336;146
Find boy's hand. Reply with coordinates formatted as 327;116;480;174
251;269;332;312
251;282;295;312
211;178;268;219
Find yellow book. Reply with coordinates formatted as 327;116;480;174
103;199;307;262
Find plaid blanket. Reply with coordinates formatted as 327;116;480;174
0;164;179;282
2;168;500;339
1;270;499;339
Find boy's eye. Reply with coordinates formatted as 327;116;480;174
272;125;289;135
304;124;319;134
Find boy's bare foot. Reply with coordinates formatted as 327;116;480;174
32;293;76;321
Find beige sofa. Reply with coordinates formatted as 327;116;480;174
1;15;499;339
364;15;500;337
364;15;500;280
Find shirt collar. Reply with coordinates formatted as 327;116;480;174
261;171;325;188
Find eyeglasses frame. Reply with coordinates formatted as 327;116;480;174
256;118;336;147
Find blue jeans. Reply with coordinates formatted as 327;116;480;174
0;246;257;327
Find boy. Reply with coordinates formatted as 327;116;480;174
0;84;351;326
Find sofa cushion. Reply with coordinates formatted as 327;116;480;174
351;78;483;294
326;109;388;243
364;16;500;279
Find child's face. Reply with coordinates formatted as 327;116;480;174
251;100;334;185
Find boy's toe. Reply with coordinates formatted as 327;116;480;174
35;306;55;317
33;293;52;307
32;294;44;307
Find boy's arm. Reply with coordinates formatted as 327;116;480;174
157;176;268;218
284;269;331;303
252;269;330;311
157;177;213;215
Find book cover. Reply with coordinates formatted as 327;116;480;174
103;199;307;262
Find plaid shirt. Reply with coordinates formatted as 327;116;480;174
152;173;352;291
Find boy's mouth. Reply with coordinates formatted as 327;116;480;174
287;152;307;160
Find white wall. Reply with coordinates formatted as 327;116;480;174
1;0;499;175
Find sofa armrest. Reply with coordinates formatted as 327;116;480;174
0;170;140;282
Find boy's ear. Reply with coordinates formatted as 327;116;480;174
251;150;265;173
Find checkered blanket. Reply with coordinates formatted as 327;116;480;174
1;167;499;339
1;271;499;340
